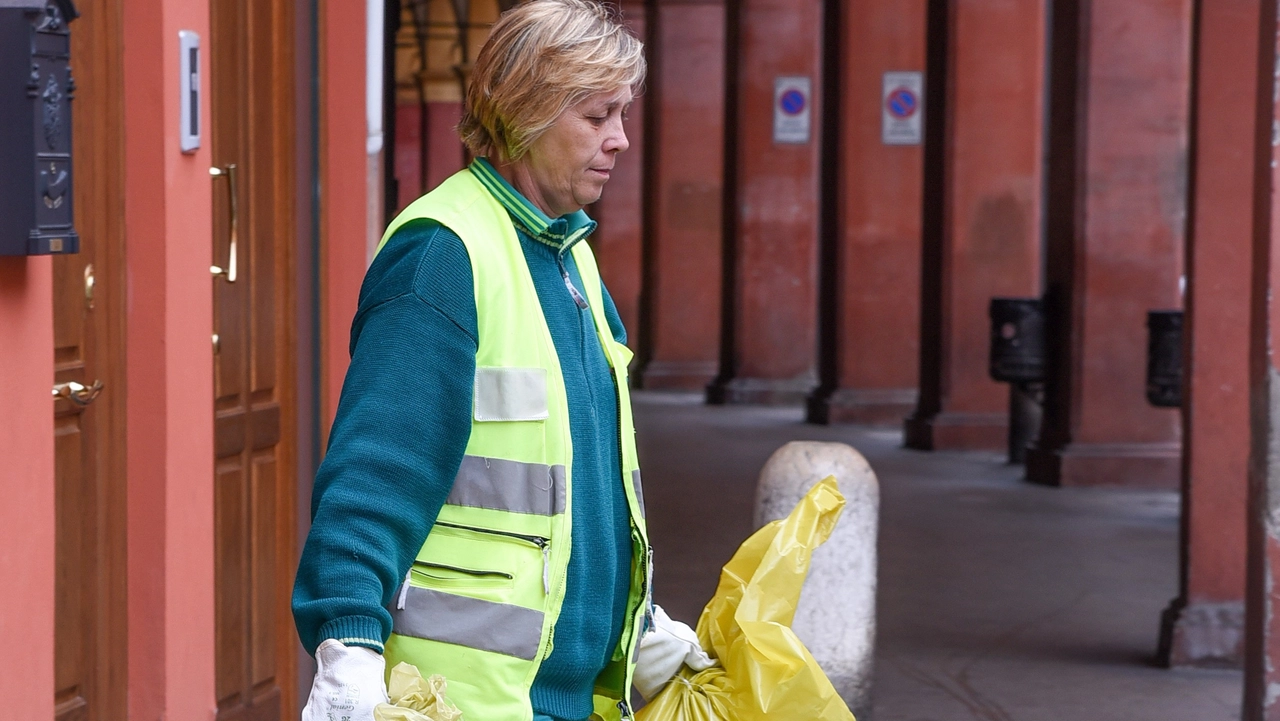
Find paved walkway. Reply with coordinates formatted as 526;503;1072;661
632;391;1242;721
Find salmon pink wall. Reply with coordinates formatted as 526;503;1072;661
123;0;217;717
322;0;369;435
0;258;56;721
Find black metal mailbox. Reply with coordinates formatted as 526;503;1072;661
0;0;80;256
988;297;1046;384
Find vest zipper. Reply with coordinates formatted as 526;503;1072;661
644;545;655;631
608;323;651;700
557;252;590;309
434;521;552;594
411;561;513;580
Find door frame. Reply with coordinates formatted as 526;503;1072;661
273;0;304;703
54;0;129;718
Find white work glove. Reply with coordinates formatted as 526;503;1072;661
633;605;717;700
301;639;389;721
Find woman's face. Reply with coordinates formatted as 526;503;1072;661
516;86;633;218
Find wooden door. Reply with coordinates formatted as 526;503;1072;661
209;0;299;718
53;2;127;721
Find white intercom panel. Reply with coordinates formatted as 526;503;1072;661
179;30;200;153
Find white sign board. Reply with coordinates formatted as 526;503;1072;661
179;30;202;153
882;71;923;146
773;76;812;145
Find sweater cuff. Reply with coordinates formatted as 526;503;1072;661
318;615;386;655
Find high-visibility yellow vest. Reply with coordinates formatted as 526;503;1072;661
377;168;651;721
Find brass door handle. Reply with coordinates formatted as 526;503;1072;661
210;164;238;283
84;263;95;310
53;380;104;407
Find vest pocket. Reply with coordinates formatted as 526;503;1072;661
473;367;549;421
410;561;514;588
417;521;552;604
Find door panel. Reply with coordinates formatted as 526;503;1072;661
252;457;280;679
210;0;299;718
53;1;127;721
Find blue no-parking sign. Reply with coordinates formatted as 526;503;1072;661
887;87;917;120
774;76;812;145
882;71;924;145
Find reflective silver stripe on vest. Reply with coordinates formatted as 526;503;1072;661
446;455;567;516
391;585;545;660
632;469;645;518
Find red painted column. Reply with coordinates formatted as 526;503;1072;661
635;0;725;389
394;99;465;204
123;0;218;716
322;0;370;434
807;0;924;425
423;101;465;191
904;0;1045;449
1027;0;1191;488
1244;0;1280;714
591;0;648;347
0;258;55;721
707;0;823;404
1156;0;1254;669
394;102;423;210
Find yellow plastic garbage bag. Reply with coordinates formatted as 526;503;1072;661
373;662;464;721
636;476;856;721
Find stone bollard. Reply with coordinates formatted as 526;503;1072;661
754;441;879;720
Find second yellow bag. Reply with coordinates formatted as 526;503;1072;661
635;476;856;721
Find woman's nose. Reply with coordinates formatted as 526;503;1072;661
605;121;630;154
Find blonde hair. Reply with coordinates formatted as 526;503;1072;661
458;0;646;161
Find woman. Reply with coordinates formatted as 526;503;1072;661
293;2;712;720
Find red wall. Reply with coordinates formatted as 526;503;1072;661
809;0;925;424
393;101;466;211
122;0;217;716
1030;0;1191;487
906;0;1046;450
395;103;423;209
710;0;825;404
322;0;370;433
639;0;726;390
0;0;394;714
0;258;56;721
591;1;647;350
425;102;466;193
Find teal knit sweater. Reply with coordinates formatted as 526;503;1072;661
292;166;633;721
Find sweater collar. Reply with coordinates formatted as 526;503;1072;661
469;158;597;254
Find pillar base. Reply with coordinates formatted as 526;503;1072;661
1157;599;1245;669
706;375;817;405
636;360;718;391
1025;441;1180;488
903;410;1007;451
806;387;917;426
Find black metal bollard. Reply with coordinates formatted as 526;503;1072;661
1146;310;1183;408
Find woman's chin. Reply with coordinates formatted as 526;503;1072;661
580;183;609;206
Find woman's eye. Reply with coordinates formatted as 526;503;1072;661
587;115;607;125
